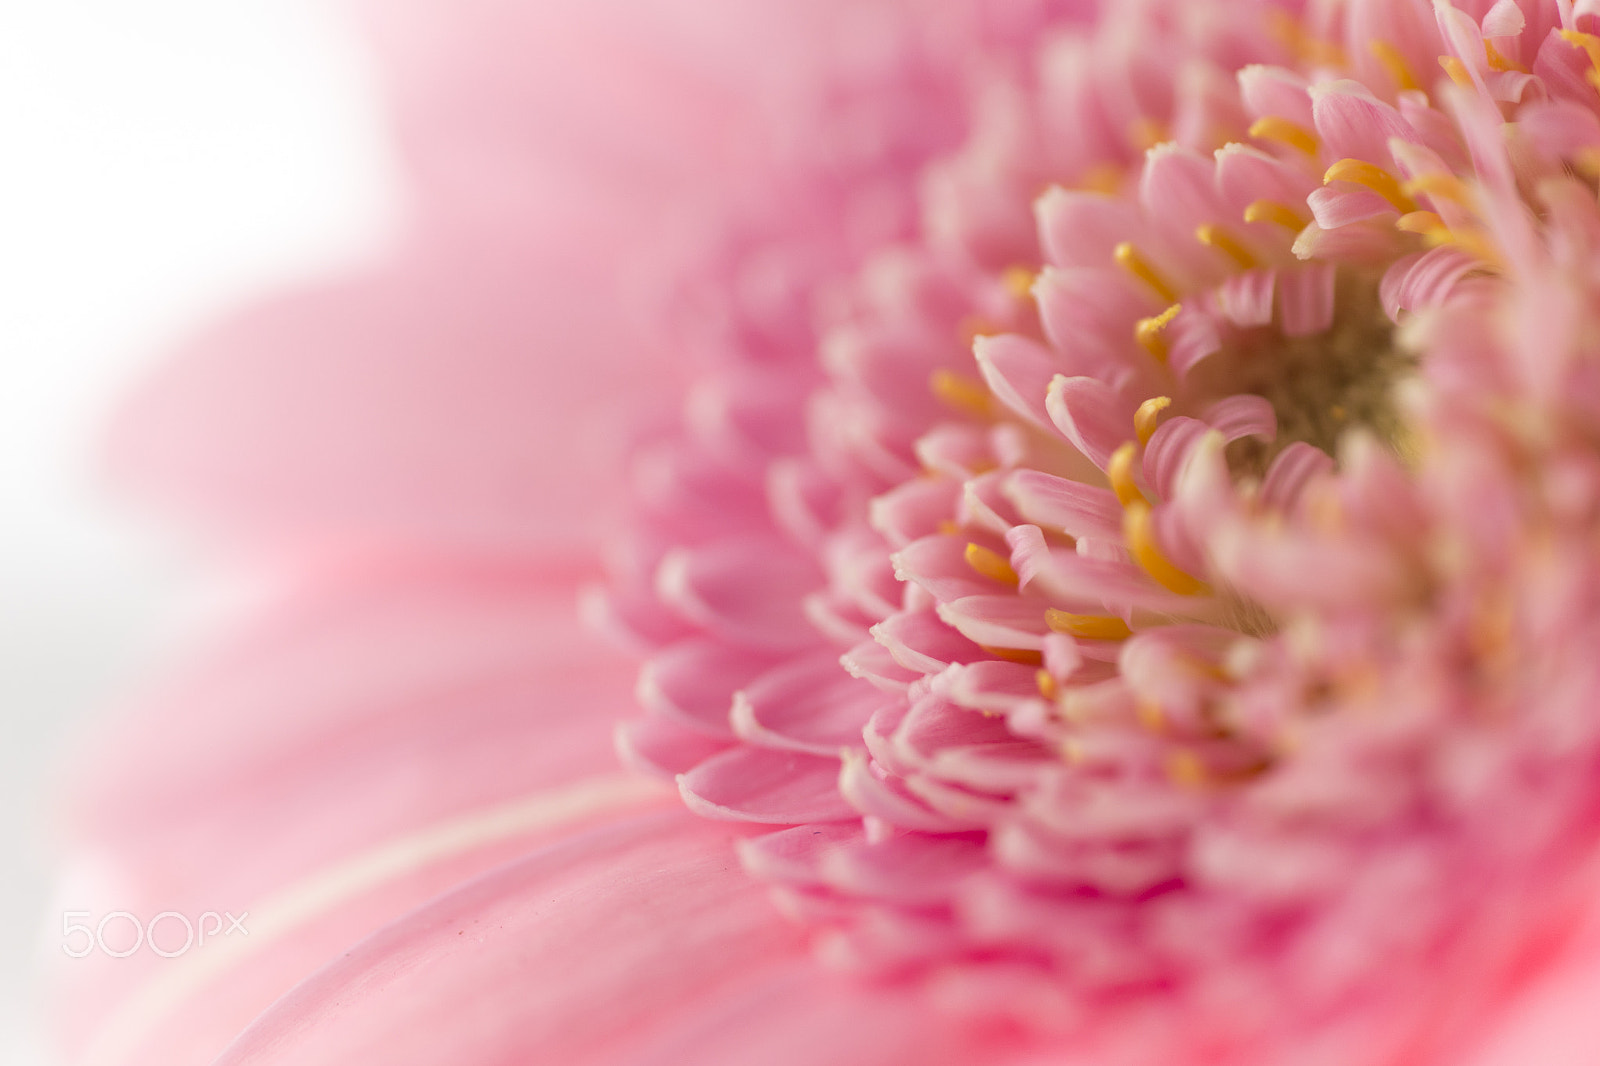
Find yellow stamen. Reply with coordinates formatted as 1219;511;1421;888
965;542;1019;586
1125;500;1211;596
937;519;961;536
1107;441;1146;508
1396;212;1502;265
981;645;1044;666
1561;30;1600;92
930;368;994;419
1076;164;1124;195
1195;223;1257;269
1247;115;1320;156
1243;199;1309;231
1134;396;1172;446
1402;171;1473;207
1574;147;1600;179
1323;158;1418;213
1368;40;1420;91
1266;10;1348;67
1395;210;1451;241
1129;118;1168;151
1113;242;1179;302
1166;748;1209;788
1560;29;1600;70
1002;265;1036;302
1134;303;1182;362
1036;669;1059;700
1045;609;1134;641
1484;38;1529;74
1438;55;1474;88
1137;700;1166;733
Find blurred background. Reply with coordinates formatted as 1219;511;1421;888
0;2;395;1060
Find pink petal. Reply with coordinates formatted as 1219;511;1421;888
1310;79;1422;166
639;638;783;737
1277;262;1338;337
679;748;857;823
1004;470;1124;540
1045;375;1137;471
974;333;1059;430
731;652;890;755
655;540;824;651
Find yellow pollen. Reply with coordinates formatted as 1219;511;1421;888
1135;303;1182;362
1438;55;1474;88
937;520;962;536
930;368;994;419
1395;210;1450;241
1575;148;1600;179
1195;223;1257;269
1396;212;1501;265
1134;396;1172;446
1166;748;1209;789
1484;38;1529;74
1129;118;1168;151
1125;500;1211;596
981;645;1044;666
965;542;1019;586
1107;441;1146;508
1243;199;1309;231
1266;10;1347;67
1560;30;1600;92
1323;158;1418;213
1076;164;1124;195
1247;116;1320;156
1045;609;1134;641
1113;242;1179;302
1036;669;1059;700
1137;700;1166;733
1402;171;1473;207
1002;265;1037;302
1368;40;1421;91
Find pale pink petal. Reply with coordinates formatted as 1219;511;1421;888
1045;375;1137;471
731;652;891;755
1004;470;1124;541
679;748;857;823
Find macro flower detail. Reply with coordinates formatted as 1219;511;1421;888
54;0;1600;1063
608;0;1600;1058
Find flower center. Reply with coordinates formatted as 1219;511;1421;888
1200;273;1412;475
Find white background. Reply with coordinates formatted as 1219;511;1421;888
0;2;395;1060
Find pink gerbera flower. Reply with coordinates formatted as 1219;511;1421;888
54;0;1600;1063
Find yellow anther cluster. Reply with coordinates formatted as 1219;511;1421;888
1107;441;1146;508
1368;39;1420;91
1243;199;1309;232
1560;30;1600;91
1402;172;1473;207
1247;115;1319;156
965;542;1019;586
930;368;994;419
1135;303;1182;362
1045;609;1134;641
1323;158;1418;213
1125;500;1211;596
1195;224;1257;269
1002;265;1037;302
1483;38;1528;74
1114;242;1179;302
1439;54;1474;88
1134;396;1172;446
